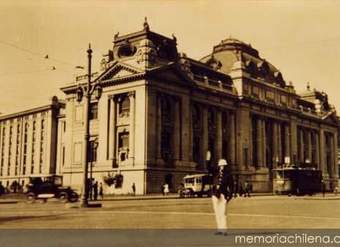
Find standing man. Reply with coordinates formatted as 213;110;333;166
132;183;136;196
99;182;104;200
212;159;232;235
93;181;98;201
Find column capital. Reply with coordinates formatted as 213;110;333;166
128;91;135;98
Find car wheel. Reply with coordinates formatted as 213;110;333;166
27;192;36;203
68;193;79;203
59;192;69;203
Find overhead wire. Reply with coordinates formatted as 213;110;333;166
0;39;83;78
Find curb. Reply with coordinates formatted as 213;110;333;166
0;200;18;204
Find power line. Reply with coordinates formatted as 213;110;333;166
0;39;77;67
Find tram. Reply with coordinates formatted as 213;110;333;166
273;166;322;195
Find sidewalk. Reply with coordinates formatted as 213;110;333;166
1;192;340;203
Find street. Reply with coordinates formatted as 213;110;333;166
1;194;340;229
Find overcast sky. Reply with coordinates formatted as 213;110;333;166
1;0;340;114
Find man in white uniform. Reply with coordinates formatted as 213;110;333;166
212;159;231;235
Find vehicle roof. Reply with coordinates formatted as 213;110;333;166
183;174;209;179
29;175;62;178
272;167;320;171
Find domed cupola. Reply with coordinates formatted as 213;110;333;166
213;38;259;58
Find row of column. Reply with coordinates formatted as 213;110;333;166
201;107;236;166
254;117;290;168
253;117;338;179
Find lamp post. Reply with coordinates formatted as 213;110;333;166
76;44;102;207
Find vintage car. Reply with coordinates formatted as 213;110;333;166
178;174;213;198
26;175;78;202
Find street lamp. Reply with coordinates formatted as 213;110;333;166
76;43;102;207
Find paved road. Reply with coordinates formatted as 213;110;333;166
1;195;340;229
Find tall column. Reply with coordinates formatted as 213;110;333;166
277;123;282;164
330;134;335;178
284;124;290;164
290;120;298;165
262;119;267;167
216;111;223;160
128;92;135;163
181;96;191;162
229;112;236;165
299;128;304;163
333;132;339;180
256;118;263;167
108;97;116;163
319;129;327;176
315;131;320;170
173;97;181;161
156;95;162;159
272;122;278;168
202;106;209;166
307;130;312;164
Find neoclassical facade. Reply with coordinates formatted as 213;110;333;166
0;97;64;190
60;22;339;194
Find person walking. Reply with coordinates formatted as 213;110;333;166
244;181;251;197
212;159;231;235
93;181;98;201
132;183;136;196
163;183;169;196
99;182;104;200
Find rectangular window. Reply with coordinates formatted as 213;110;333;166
118;132;129;148
89;102;98;120
252;86;259;97
265;90;275;101
280;95;287;105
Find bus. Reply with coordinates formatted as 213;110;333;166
273;167;322;195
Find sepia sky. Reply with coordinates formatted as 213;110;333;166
1;0;340;114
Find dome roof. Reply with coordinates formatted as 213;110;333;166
213;38;259;57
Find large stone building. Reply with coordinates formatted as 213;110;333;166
0;97;64;190
59;21;339;194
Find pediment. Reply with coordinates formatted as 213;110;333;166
96;62;143;82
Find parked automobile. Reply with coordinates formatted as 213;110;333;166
178;174;213;198
26;175;78;202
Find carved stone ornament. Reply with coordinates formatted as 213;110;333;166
136;39;157;66
179;57;194;79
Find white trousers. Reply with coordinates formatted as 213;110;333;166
212;194;227;232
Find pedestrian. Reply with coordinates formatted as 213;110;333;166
322;180;326;197
244;181;251;197
93;181;98;201
132;183;136;196
161;183;165;195
233;180;238;198
0;182;4;196
99;182;104;200
212;159;231;235
163;183;169;196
